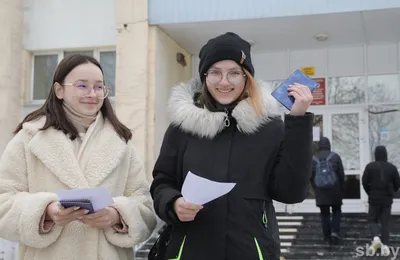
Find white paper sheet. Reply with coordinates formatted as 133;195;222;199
56;187;114;212
181;171;236;205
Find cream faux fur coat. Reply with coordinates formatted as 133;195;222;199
0;116;156;260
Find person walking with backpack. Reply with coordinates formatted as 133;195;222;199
311;137;345;245
362;146;400;256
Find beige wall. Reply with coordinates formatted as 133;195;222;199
114;0;150;181
151;26;192;166
0;0;24;155
0;1;24;257
114;0;192;181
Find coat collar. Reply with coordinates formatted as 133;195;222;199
23;115;127;189
168;78;280;139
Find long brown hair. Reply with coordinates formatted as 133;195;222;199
197;68;264;116
14;54;132;143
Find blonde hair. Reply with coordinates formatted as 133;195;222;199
243;69;264;117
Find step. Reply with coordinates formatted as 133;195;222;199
277;216;304;220
281;236;400;244
277;217;370;223
279;230;399;242
282;250;397;260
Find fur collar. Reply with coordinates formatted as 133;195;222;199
21;115;127;189
168;78;280;139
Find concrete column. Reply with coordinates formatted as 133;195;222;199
0;1;23;258
0;0;24;155
114;1;193;183
115;0;153;181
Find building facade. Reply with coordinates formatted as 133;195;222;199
2;0;400;258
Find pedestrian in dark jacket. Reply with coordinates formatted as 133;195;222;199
150;32;314;260
310;137;345;245
362;146;400;256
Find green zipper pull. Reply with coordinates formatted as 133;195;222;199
263;213;268;224
262;201;268;225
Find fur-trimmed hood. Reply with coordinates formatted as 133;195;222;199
168;78;280;139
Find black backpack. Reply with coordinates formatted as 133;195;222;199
313;152;338;188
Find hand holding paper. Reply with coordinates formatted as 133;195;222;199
181;171;236;205
45;201;89;226
56;187;115;213
174;197;203;222
80;207;121;228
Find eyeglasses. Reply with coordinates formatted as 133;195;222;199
62;81;110;99
204;70;246;85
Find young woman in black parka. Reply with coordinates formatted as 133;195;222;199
150;32;314;260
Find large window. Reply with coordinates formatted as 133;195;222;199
32;54;58;100
368;105;400;167
367;74;400;104
328;76;366;105
32;49;116;101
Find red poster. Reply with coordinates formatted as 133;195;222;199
311;78;325;105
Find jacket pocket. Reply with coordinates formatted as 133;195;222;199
241;197;280;259
261;201;276;250
261;200;282;259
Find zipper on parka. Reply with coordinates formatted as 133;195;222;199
224;108;230;127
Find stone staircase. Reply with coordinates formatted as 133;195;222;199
134;213;400;260
278;213;400;260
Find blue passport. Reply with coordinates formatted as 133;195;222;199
59;199;95;214
271;69;319;110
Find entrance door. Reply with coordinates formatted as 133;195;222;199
286;108;326;213
329;107;367;213
272;113;290;213
393;192;400;214
367;104;400;215
288;106;367;213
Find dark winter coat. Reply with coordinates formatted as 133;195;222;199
311;137;345;207
362;146;400;206
150;78;314;260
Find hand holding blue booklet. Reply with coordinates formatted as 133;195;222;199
56;187;114;214
271;69;319;110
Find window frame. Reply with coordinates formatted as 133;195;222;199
96;48;117;99
30;48;116;103
30;51;62;104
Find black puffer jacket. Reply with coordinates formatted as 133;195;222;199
150;78;314;260
310;137;345;206
362;146;400;206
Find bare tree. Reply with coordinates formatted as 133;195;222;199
328;76;365;105
367;81;400;166
332;113;360;170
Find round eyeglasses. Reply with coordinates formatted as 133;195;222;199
62;81;110;99
205;70;246;85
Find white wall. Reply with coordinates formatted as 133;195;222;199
193;43;399;80
23;0;116;51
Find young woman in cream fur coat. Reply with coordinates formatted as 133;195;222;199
0;54;156;260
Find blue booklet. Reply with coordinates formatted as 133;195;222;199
271;69;319;110
59;199;95;214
